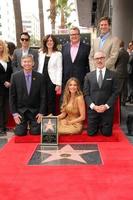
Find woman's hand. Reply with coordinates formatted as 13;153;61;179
66;120;73;125
4;81;11;88
55;85;62;95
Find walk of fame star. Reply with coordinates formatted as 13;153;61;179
43;119;55;132
38;144;98;164
28;144;102;166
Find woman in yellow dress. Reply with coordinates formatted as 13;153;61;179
58;77;85;134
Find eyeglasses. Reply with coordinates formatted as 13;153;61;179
21;38;29;42
70;34;80;36
95;57;105;60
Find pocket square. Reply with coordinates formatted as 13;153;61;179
106;78;112;80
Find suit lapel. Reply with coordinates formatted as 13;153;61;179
67;43;72;63
93;71;99;88
96;38;101;50
19;49;23;59
0;63;6;72
96;34;111;50
30;71;36;95
28;47;33;54
101;34;111;49
101;69;109;88
73;42;82;63
21;71;28;94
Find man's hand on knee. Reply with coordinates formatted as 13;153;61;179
13;114;22;124
36;113;43;124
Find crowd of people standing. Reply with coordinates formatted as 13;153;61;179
0;16;132;137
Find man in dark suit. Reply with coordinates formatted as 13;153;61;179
9;54;45;136
12;32;38;72
62;27;90;90
84;50;119;136
115;40;129;106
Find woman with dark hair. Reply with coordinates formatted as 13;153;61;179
7;42;16;60
57;77;85;134
38;34;62;115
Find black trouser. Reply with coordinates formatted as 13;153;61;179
128;74;133;99
87;108;114;136
127;114;133;134
0;94;9;131
118;78;128;104
15;110;40;136
44;75;56;115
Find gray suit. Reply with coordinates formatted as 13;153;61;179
89;33;120;71
84;69;119;136
12;47;38;72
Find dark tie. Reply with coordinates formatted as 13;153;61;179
98;70;103;88
26;74;31;94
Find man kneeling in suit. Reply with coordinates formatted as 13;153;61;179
84;50;119;136
9;54;45;136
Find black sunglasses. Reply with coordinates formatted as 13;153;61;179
21;38;29;41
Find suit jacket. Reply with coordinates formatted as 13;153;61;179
62;41;90;88
115;47;129;78
12;47;38;72
38;51;62;86
9;70;45;114
89;33;120;71
0;59;12;95
127;52;133;75
83;69;119;108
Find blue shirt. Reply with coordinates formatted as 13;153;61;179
99;32;110;49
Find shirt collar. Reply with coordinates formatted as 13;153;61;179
100;32;110;40
97;67;106;73
70;42;80;47
24;71;32;76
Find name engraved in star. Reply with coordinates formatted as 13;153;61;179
41;116;58;145
60;153;71;158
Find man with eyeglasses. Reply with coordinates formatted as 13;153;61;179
12;32;38;73
62;27;90;90
89;16;120;71
9;54;45;136
84;50;119;136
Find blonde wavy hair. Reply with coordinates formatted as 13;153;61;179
61;77;83;111
0;40;9;62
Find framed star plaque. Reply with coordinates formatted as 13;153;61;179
41;116;58;145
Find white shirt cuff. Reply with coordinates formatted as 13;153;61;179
105;104;110;109
90;103;95;110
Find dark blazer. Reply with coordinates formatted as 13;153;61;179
62;41;90;88
12;47;38;72
0;59;12;95
9;70;45;114
84;69;119;108
115;47;129;78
